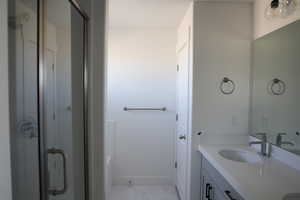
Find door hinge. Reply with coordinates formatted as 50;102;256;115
177;65;179;72
175;161;178;169
52;64;55;72
176;113;179;121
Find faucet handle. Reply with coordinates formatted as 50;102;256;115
255;133;267;141
256;132;267;136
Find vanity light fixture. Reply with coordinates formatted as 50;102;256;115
265;0;299;19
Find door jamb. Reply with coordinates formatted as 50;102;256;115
175;26;192;200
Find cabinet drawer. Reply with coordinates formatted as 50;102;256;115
203;157;245;200
202;171;214;200
202;169;227;200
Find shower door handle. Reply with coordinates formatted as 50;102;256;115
47;148;67;196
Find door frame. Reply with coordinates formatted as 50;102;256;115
38;1;90;200
175;26;192;200
175;41;188;200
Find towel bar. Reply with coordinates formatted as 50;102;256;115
123;107;167;111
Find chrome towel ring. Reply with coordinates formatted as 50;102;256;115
268;78;286;95
220;77;235;95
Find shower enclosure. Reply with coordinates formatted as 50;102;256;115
8;0;89;200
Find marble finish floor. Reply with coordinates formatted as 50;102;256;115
110;185;179;200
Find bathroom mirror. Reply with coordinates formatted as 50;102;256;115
251;20;300;156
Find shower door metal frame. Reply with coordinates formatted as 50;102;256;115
38;0;90;200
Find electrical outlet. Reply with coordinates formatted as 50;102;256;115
232;116;238;126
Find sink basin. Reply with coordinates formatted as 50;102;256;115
219;150;262;164
283;194;300;200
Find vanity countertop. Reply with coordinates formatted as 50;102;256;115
198;144;300;200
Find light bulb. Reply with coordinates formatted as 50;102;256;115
265;0;280;19
265;0;299;19
280;0;298;17
278;0;288;17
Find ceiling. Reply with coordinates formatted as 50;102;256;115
109;0;191;28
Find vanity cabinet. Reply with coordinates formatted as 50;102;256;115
202;170;225;200
200;155;245;200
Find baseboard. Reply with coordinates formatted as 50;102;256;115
112;176;173;185
104;156;112;200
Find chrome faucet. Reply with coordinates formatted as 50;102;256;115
250;133;272;157
276;133;295;147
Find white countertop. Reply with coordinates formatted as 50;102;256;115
198;144;300;200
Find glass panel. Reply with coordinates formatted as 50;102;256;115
251;20;300;156
8;0;40;199
45;1;86;200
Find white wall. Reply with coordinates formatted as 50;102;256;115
107;28;177;185
0;0;12;199
254;0;300;39
193;2;253;139
190;2;253;200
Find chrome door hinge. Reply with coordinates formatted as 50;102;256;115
177;65;179;72
175;162;178;169
176;114;179;121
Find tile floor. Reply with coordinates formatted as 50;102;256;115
110;185;179;200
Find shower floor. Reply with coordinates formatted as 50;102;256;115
110;185;179;200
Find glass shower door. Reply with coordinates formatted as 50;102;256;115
44;1;87;200
9;0;88;200
8;0;40;199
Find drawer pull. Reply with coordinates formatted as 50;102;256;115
205;184;210;198
205;183;213;200
225;191;236;200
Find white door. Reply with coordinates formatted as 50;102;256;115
176;41;190;200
